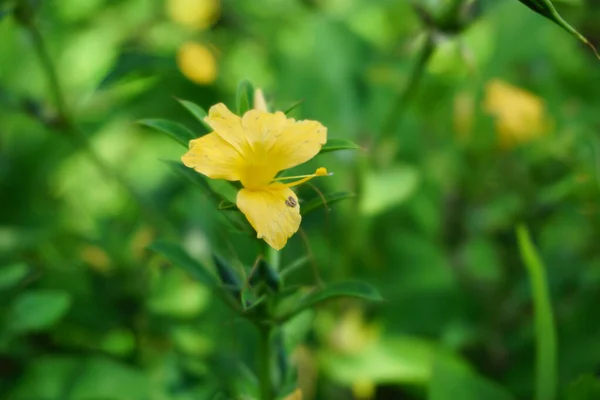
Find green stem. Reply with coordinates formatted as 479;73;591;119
21;15;174;234
258;323;273;400
380;33;436;141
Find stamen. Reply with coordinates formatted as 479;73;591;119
273;168;330;188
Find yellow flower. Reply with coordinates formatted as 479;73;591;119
484;79;550;148
181;103;328;250
283;388;303;400
177;42;217;85
166;0;220;30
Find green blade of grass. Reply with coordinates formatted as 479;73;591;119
516;224;557;400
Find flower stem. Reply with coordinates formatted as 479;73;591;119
380;33;436;141
258;323;273;400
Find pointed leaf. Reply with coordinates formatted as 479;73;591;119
516;225;557;400
164;160;212;192
0;262;29;292
318;138;361;155
207;180;238;204
176;98;212;132
236;80;255;115
149;240;216;287
139;119;195;147
517;0;599;58
280;281;382;319
301;192;355;216
283;99;305;115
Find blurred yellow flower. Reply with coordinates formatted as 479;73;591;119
484;79;549;148
181;103;328;250
453;91;475;141
166;0;220;30
283;388;303;400
177;42;217;85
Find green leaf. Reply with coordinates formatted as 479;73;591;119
9;289;72;333
164;160;211;191
300;191;355;216
0;262;29;292
516;225;557;400
149;240;216;287
236;80;255;115
565;374;600;400
318;138;361;155
517;0;599;59
176;98;212;132
283;99;305;115
207;179;238;204
285;281;382;318
138;119;196;147
429;358;516;400
360;165;420;216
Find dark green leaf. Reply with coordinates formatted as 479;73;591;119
282;281;382;318
9;289;72;333
429;358;516;400
149;240;216;287
138;119;196;147
207;180;238;204
301;192;355;216
318;138;361;155
236;80;254;115
164;160;211;192
565;374;600;400
218;200;237;210
517;0;599;59
516;225;557;400
213;255;242;299
176;98;212;132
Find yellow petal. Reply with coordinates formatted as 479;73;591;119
204;103;250;155
181;132;243;181
268;118;327;171
241;110;327;173
236;183;301;250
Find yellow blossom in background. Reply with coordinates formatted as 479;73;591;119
166;0;220;30
253;88;269;112
283;388;303;400
177;42;217;85
484;79;550;148
181;103;328;250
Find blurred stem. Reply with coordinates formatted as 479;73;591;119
258;323;273;400
21;16;173;234
380;33;436;142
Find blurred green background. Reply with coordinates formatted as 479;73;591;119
2;0;600;399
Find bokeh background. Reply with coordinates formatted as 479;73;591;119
2;0;600;399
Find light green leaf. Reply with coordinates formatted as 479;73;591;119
9;290;72;333
321;336;468;386
318;138;361;155
149;240;216;287
429;358;516;400
516;225;557;400
360;165;420;216
176;98;212;132
138;119;196;147
0;262;29;291
236;79;255;115
517;0;599;58
300;192;355;216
